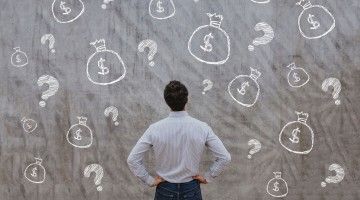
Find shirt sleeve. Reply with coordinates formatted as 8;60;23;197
204;125;231;183
127;126;155;186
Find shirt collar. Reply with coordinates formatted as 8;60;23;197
169;111;188;118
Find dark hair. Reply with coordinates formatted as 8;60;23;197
164;81;188;111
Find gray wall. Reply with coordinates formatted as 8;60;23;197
1;0;360;199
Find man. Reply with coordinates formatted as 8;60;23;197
127;80;231;200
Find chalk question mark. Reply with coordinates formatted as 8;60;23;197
247;139;261;159
138;39;158;67
321;77;341;105
37;75;59;107
101;0;114;9
321;163;345;187
84;164;104;191
202;79;213;94
248;22;274;51
104;106;119;126
41;34;56;53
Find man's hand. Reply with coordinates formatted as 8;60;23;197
192;175;208;184
151;176;165;187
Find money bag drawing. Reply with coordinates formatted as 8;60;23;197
52;0;85;23
228;68;261;107
279;111;314;154
266;172;288;198
149;0;175;20
296;0;335;39
66;116;93;148
87;39;126;85
24;157;46;184
21;117;37;133
188;13;230;65
11;47;28;67
286;62;310;88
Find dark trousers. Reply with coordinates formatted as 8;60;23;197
154;179;202;200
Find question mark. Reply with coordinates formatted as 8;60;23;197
101;0;114;9
84;164;104;191
104;106;119;126
202;79;213;94
247;139;261;159
37;75;59;107
248;22;274;51
321;77;341;105
41;34;56;53
138;39;158;67
321;163;345;187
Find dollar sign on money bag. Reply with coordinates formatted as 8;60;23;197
11;47;28;67
52;0;84;23
228;68;261;107
86;39;126;85
24;157;46;184
286;62;310;88
296;0;335;39
66;116;93;148
149;0;175;20
279;111;314;154
266;172;288;198
188;13;230;65
21;117;37;133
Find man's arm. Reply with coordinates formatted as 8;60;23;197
127;127;155;186
203;125;231;183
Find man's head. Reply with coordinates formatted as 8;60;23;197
164;80;188;111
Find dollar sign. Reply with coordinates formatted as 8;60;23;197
200;33;214;52
273;181;279;192
60;1;72;15
74;129;82;140
26;122;32;130
237;82;250;95
307;14;320;30
16;54;21;63
289;127;300;144
31;167;37;177
293;72;300;82
156;1;164;13
97;58;109;75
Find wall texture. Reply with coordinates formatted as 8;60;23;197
1;0;360;199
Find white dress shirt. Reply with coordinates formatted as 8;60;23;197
127;111;231;186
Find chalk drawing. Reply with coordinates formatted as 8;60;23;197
37;75;59;108
228;68;261;107
149;0;176;20
286;62;310;88
41;34;56;53
188;13;230;65
101;0;113;9
87;39;126;85
248;22;274;51
266;172;288;198
321;77;341;105
321;163;345;187
52;0;85;23
296;0;335;39
202;79;213;94
21;117;37;133
11;47;28;67
104;106;119;126
138;39;158;67
24;157;46;184
247;139;261;159
84;164;104;191
66;116;93;148
279;111;314;154
250;0;270;3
